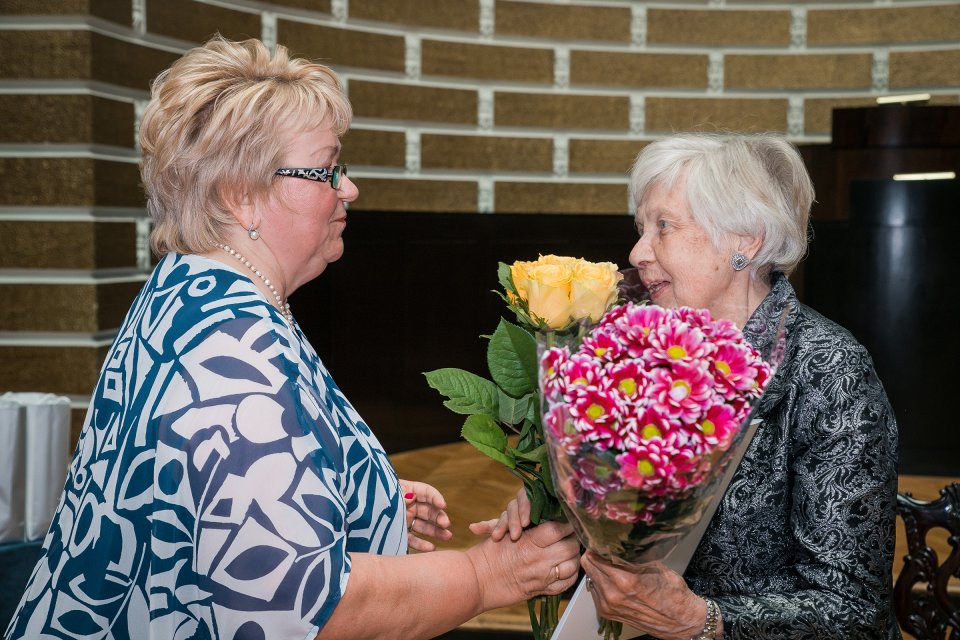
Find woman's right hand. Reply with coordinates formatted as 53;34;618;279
468;487;531;541
466;520;579;610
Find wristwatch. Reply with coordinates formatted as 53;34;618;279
691;597;720;640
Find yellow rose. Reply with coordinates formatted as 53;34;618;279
524;262;575;328
510;260;535;301
538;254;580;267
570;260;621;322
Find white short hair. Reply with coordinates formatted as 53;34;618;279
629;133;813;277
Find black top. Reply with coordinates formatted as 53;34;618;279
685;273;901;639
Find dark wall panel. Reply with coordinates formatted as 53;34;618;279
291;212;636;454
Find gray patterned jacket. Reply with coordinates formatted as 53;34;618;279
684;273;901;639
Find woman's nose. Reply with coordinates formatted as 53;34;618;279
339;175;359;202
629;235;652;267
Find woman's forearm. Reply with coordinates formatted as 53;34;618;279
317;550;484;640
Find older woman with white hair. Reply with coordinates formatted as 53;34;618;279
3;37;580;640
578;134;901;639
483;134;900;639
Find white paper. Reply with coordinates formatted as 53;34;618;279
0;399;26;542
551;420;761;640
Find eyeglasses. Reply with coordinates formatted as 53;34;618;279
274;165;348;189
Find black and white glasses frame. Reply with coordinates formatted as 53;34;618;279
274;165;348;189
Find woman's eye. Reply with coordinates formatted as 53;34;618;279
657;220;668;230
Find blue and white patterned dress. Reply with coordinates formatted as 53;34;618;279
5;253;407;640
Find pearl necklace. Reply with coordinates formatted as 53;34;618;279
216;243;294;327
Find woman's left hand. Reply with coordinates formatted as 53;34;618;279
580;551;712;640
400;479;453;552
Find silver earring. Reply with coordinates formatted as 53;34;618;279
730;252;749;271
248;225;260;241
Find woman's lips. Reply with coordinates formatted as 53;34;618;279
646;281;668;298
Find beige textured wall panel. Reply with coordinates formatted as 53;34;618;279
890;50;960;89
0;282;141;332
496;93;629;130
0;159;142;206
0;285;97;332
422;40;553;84
352;179;477;212
421;134;552;172
0;95;134;147
496;1;631;42
495;182;627;214
570;51;707;89
257;0;331;13
343;129;405;168
91;34;180;90
0;31;91;80
3;0;132;25
648;9;790;46
569;139;648;175
804;97;878;135
0;221;136;269
808;5;960;45
646;97;787;133
350;81;477;125
94;161;146;207
0;347;107;395
351;0;479;32
147;0;261;44
278;21;404;73
726;54;872;90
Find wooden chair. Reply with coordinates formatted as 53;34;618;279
895;482;960;639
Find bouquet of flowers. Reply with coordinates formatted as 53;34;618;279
424;255;622;640
541;303;769;558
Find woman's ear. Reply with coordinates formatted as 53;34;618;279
736;234;763;261
219;184;257;229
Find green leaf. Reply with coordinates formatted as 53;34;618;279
423;368;499;417
498;390;533;426
497;262;514;294
526;480;548;525
514;443;547;463
461;414;516;469
487;319;538;397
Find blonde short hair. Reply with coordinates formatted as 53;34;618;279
139;36;352;255
629;133;814;277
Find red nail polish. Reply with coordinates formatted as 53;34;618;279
404;492;415;500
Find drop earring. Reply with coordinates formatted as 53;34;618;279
248;225;260;241
730;252;749;271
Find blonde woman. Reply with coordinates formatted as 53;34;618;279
4;37;579;640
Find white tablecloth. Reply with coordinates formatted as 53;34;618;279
0;393;71;543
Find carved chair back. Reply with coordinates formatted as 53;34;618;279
895;482;960;640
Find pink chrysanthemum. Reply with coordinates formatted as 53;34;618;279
648;361;714;424
613;305;669;355
605;360;648;404
569;387;625;450
694;402;739;450
617;439;686;496
559;353;604;391
711;342;763;396
541;347;569;396
580;329;624;362
574;454;622;498
544;405;582;455
647;319;714;365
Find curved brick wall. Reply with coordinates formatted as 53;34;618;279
1;0;959;429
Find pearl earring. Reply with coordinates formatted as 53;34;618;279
730;252;749;271
248;225;260;241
